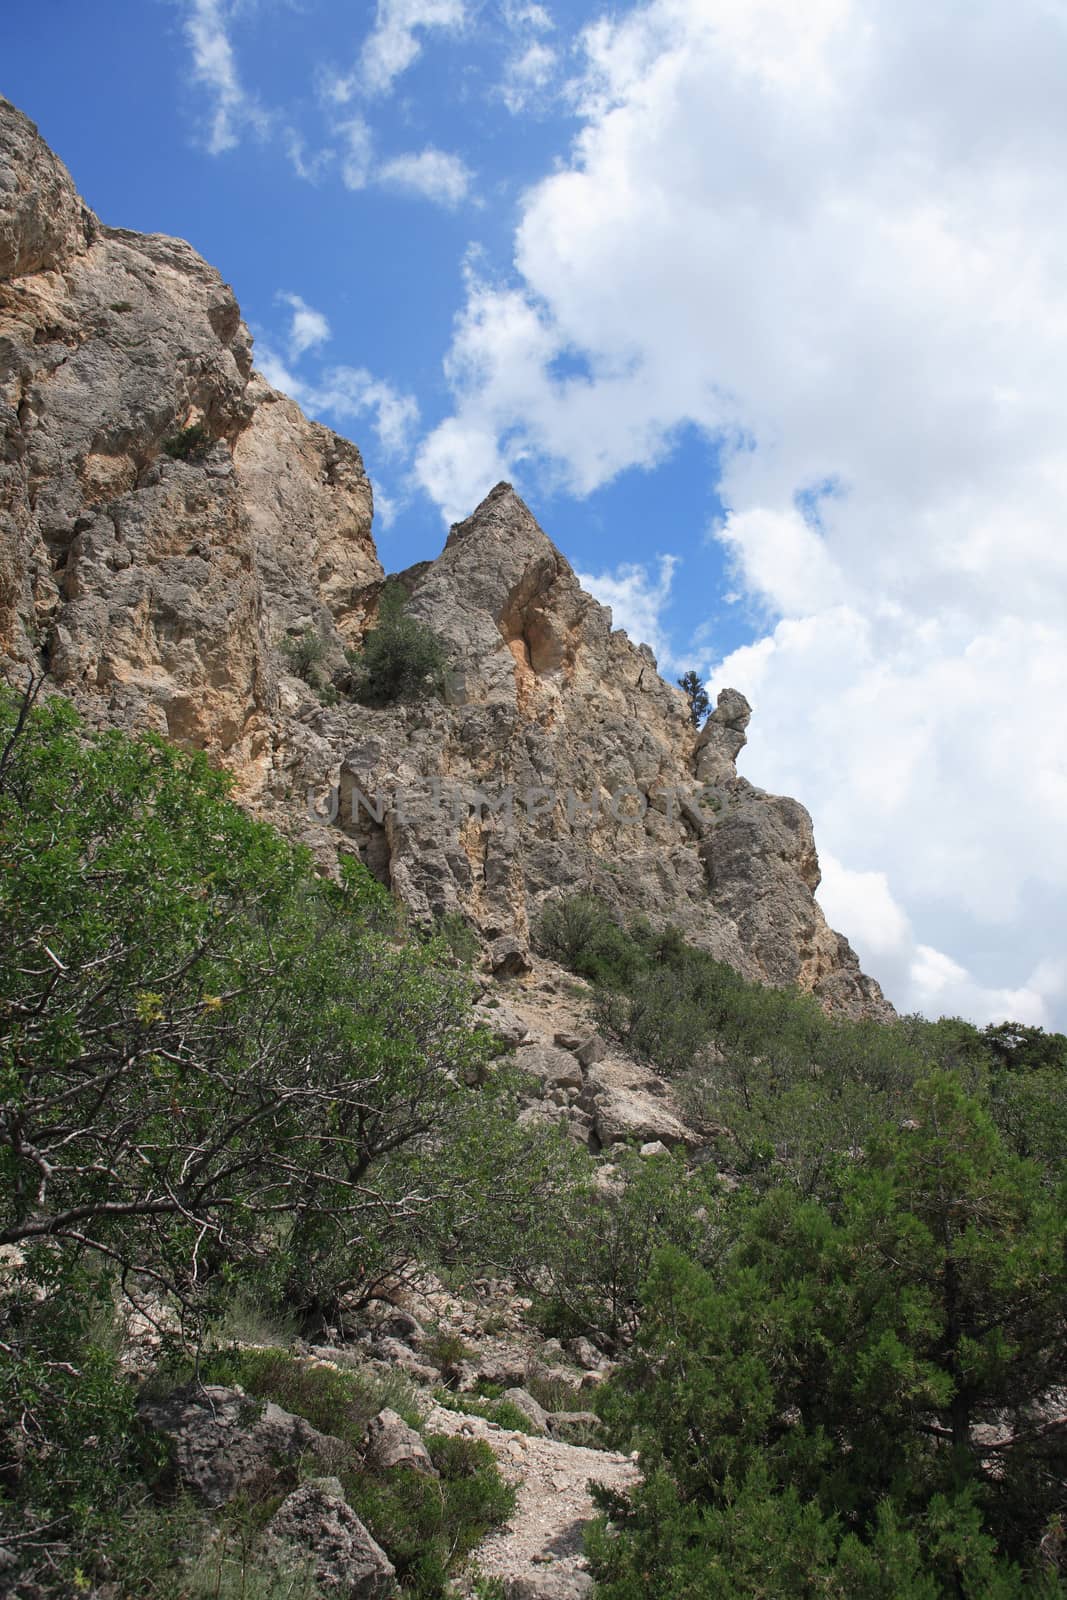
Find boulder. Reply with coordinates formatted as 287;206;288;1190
362;1408;437;1476
591;1087;698;1152
564;1337;605;1372
138;1384;341;1508
517;1044;584;1092
500;1386;552;1436
266;1476;396;1599
506;1573;593;1600
490;936;533;976
476;1002;532;1046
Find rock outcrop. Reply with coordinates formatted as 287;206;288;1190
266;1477;397;1600
0;96;890;1018
138;1384;342;1507
0;96;381;798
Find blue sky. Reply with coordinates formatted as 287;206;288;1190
5;0;1067;1028
2;0;744;661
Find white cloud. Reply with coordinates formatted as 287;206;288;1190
416;0;1067;1025
576;555;680;669
338;117;375;190
332;0;466;101
285;129;334;183
376;148;474;208
501;41;558;114
503;0;553;31
816;855;1049;1025
276;292;331;360
313;368;420;456
259;332;420;462
182;0;267;154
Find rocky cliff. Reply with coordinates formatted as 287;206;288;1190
0;97;889;1019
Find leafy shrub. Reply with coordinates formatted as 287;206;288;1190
423;1329;471;1371
201;1348;422;1441
431;911;481;967
521;1147;722;1343
346;1433;515;1598
162;421;212;461
0;688;573;1332
344;581;448;706
280;626;328;690
590;1077;1067;1597
436;1391;540;1435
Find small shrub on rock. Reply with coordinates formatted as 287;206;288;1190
344;581;448;706
162;420;212;461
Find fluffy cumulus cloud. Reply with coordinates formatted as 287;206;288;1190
499;0;558;114
276;292;331;360
416;0;1067;1025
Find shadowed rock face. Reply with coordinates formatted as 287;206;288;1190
0;97;891;1018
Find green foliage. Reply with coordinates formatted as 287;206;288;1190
521;1147;722;1343
345;1434;515;1598
280;626;329;690
345;581;448;706
201;1347;422;1439
162;421;212;461
536;895;1067;1202
431;911;481;967
590;1076;1067;1597
423;1329;471;1371
677;669;710;727
436;1391;540;1435
0;685;579;1594
0;688;571;1330
0;1258;211;1594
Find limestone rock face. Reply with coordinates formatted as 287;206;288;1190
0;97;381;795
323;483;889;1015
0;97;890;1018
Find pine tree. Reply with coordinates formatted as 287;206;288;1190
677;669;710;727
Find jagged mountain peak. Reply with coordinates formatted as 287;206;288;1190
0;96;890;1019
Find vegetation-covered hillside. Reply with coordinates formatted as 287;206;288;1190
1;689;1064;1597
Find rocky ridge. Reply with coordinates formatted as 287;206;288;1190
0;96;889;1019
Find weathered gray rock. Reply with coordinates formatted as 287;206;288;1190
266;1476;396;1599
362;1408;436;1475
590;1086;698;1151
477;1002;532;1046
563;1338;605;1373
552;1030;584;1051
0;96;380;792
138;1384;341;1507
501;1387;552;1436
517;1044;585;1092
490;935;533;976
506;1573;593;1600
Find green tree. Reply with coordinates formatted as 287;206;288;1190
592;1075;1067;1596
677;670;710;728
0;688;567;1326
345;581;448;705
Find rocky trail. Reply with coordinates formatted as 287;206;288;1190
426;1400;639;1599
